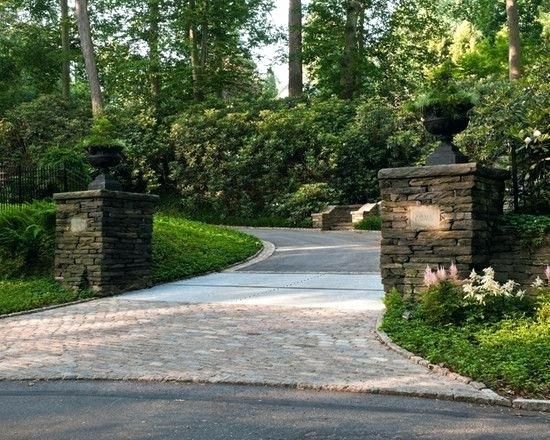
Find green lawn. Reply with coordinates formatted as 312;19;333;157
382;293;550;399
0;214;262;315
0;278;93;315
152;214;262;283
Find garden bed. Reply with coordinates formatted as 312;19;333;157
382;287;550;399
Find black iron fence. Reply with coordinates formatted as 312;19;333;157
0;163;90;210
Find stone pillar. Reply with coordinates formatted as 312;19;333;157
54;190;159;296
378;163;509;296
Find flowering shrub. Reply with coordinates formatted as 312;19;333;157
419;263;534;325
462;267;525;305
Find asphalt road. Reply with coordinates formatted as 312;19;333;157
237;228;381;273
1;381;548;440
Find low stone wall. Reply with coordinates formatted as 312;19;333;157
54;190;158;296
311;204;362;230
489;226;550;287
378;163;509;295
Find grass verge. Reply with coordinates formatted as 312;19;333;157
382;292;550;399
0;278;93;315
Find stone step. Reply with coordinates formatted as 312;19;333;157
330;222;355;231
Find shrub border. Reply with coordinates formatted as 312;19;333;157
374;311;550;412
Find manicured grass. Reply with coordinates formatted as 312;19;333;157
152;214;262;283
382;293;550;399
0;278;92;315
0;212;262;314
354;215;381;230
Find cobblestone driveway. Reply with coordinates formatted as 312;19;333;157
0;230;494;402
1;299;489;401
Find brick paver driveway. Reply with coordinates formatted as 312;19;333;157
0;229;492;402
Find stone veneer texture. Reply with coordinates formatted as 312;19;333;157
54;190;158;296
378;163;509;295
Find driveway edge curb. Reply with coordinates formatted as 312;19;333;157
223;240;275;272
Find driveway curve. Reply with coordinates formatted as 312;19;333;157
236;228;381;273
0;228;506;406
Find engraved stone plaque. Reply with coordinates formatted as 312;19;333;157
408;205;440;230
70;217;87;233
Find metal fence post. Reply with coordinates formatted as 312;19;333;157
17;164;23;205
63;165;68;192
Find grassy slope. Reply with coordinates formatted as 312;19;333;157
152;214;262;283
382;297;550;399
0;214;262;315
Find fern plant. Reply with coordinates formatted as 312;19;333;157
0;202;56;277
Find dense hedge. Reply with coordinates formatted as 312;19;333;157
1;73;548;223
169;98;426;222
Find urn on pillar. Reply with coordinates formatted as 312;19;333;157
81;116;124;191
414;63;476;166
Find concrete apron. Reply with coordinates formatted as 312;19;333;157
121;272;385;311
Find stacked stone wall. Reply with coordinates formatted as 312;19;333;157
378;163;508;295
54;190;158;295
311;205;362;230
489;227;550;287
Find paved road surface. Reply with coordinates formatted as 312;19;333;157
1;381;548;440
236;228;381;273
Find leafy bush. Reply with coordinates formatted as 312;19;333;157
170;97;424;223
274;182;338;226
0;202;56;278
354;215;381;230
499;214;550;248
420;280;466;325
455;72;550;213
0;94;90;167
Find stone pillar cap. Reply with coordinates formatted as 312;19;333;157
53;190;160;201
378;163;510;180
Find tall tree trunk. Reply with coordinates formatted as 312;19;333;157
506;0;521;81
200;0;209;70
148;0;161;115
188;0;202;101
340;0;361;99
288;0;303;97
75;0;103;116
60;0;71;100
506;0;521;210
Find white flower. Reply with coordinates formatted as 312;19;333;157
533;129;542;137
524;136;532;144
532;276;544;288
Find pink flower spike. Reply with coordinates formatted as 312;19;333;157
424;265;438;286
449;262;458;280
545;265;550;283
436;266;447;281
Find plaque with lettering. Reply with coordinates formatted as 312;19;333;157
70;217;87;233
408;205;440;230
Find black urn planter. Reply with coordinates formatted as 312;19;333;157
422;111;470;166
87;145;123;191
